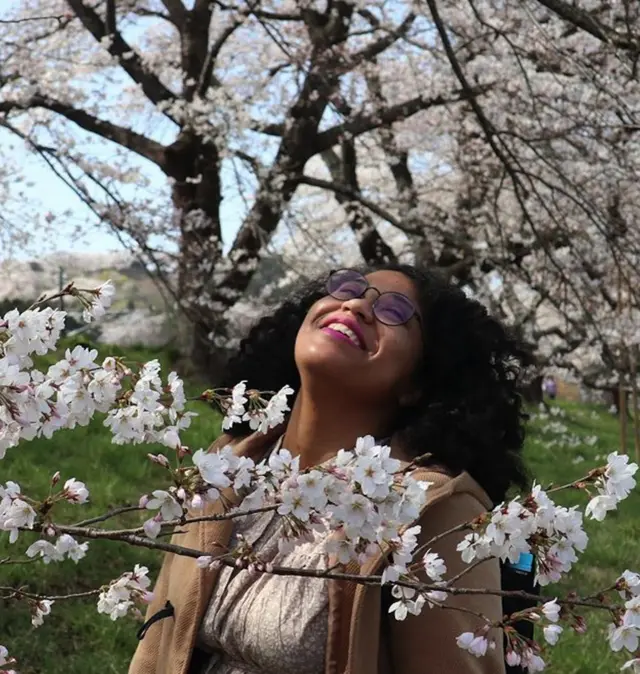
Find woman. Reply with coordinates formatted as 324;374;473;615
130;264;530;674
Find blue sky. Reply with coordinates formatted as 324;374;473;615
2;122;245;260
0;2;248;261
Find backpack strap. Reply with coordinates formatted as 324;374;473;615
501;553;540;673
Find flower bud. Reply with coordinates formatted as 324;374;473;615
103;357;117;371
139;494;150;508
51;471;61;486
147;453;170;468
506;650;521;667
141;591;155;604
573;616;587;634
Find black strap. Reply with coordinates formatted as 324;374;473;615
501;559;539;673
136;600;174;640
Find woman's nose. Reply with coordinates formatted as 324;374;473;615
340;289;378;323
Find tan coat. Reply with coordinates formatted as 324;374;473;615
129;431;505;674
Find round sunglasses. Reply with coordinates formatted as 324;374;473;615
326;269;422;327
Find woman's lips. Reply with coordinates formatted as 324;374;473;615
319;315;366;349
321;326;363;350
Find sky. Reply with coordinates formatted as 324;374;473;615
5;139;124;256
0;1;247;262
1;123;245;260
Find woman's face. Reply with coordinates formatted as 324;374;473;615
294;270;424;405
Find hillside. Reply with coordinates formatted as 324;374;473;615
0;343;638;674
0;250;288;350
0;251;176;348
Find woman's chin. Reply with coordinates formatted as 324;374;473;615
297;335;367;367
296;347;367;382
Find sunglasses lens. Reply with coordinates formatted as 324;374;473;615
327;269;368;300
374;293;415;325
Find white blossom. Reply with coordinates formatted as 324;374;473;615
97;564;152;621
543;624;563;645
192;449;232;493
456;632;490;657
31;599;54;627
145;490;183;521
62;478;89;504
422;551;447;582
541;599;560;623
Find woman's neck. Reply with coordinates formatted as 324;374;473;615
281;386;393;469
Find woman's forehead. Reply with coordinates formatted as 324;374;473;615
364;270;418;300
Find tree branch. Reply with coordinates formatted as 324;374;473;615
363;65;435;265
207;2;357;311
346;10;417;69
322;143;397;264
299;174;414;233
314;87;489;153
251;121;286;136
160;0;187;27
534;0;640;53
0;95;167;169
33;522;618;613
197;19;245;97
65;0;177;108
425;0;610;351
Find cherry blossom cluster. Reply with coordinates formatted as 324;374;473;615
0;281;115;458
585;453;638;522
26;533;89;564
608;570;640;662
1;294;252;464
0;472;91;545
190;434;430;571
456;453;637;589
217;380;294;433
455;598;561;671
30;599;54;628
103;359;196;448
97;564;153;621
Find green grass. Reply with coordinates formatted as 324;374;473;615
1;347;638;673
0;340;221;674
524;402;640;673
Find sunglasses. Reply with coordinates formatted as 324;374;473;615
326;269;422;327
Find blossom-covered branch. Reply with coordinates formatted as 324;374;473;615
1;273;640;672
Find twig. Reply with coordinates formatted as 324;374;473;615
0;557;38;566
35;525;618;612
414;521;473;558
0;586;101;601
61;503;280;536
443;557;493;588
72;504;143;527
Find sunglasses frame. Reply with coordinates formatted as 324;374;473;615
326;269;422;328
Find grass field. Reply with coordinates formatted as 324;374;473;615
1;342;639;673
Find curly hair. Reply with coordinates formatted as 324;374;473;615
221;263;530;504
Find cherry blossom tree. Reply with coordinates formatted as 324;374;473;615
1;0;639;385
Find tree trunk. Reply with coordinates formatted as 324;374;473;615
520;373;544;405
167;132;226;378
